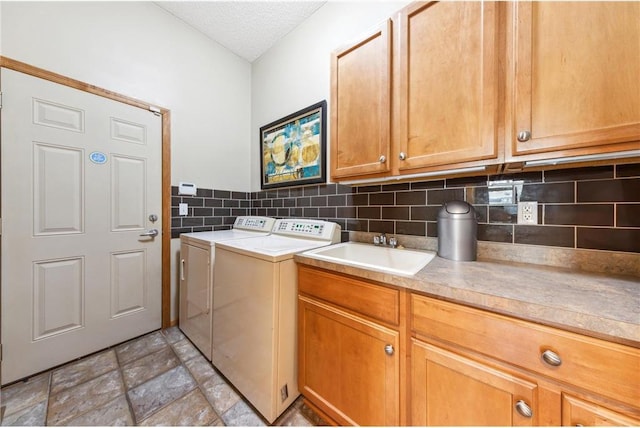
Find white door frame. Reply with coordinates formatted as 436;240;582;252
0;56;172;331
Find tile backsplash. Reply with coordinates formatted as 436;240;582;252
171;163;640;254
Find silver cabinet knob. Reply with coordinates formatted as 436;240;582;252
379;155;387;164
384;344;394;356
515;400;533;418
541;349;562;367
517;131;531;142
399;152;407;160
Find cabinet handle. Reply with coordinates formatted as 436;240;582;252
517;131;531;142
379;155;387;164
541;349;562;367
384;344;394;356
180;259;185;281
399;152;407;160
515;400;533;418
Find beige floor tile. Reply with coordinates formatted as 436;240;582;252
171;338;201;362
51;350;118;395
61;395;133;426
0;372;50;417
138;389;218;426
47;370;125;426
0;401;47;426
184;354;216;385
221;400;266;426
161;326;186;344
200;371;242;416
116;331;168;366
122;347;180;390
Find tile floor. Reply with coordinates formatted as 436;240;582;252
0;327;326;426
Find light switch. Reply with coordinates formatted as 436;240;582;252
179;203;188;216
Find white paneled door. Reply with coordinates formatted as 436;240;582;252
1;68;162;384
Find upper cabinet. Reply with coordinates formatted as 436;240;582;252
330;20;392;179
397;1;501;173
505;2;640;164
330;1;640;182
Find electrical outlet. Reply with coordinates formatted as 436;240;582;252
517;201;538;224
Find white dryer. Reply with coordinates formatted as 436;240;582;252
212;218;341;423
178;216;275;360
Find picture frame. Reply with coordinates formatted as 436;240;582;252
260;100;327;190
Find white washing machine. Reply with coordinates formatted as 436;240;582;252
178;216;275;361
212;218;341;423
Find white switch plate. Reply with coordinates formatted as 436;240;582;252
179;203;188;216
517;201;538;224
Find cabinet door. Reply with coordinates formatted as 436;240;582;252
397;1;500;172
411;339;538;426
178;242;212;360
298;295;400;426
330;19;392;179
509;2;640;158
562;394;640;426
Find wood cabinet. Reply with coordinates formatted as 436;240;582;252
396;1;501;173
179;237;212;360
505;1;640;165
411;339;538;426
330;19;392;179
297;265;402;425
410;293;640;426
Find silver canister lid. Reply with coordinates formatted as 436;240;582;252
438;200;476;219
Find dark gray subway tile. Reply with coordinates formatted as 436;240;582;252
446;175;487;188
261;199;273;208
171;208;179;217
224;199;240;208
205;198;223;207
474;205;488;223
319;184;337;195
232;191;248;199
171;228;191;239
577;178;640;202
488;205;518;224
514;225;574;248
396;191;426;206
337;184;353;194
617;204;640;227
240;200;251;208
204;217;223;226
312;196;327;207
223;216;236;225
467;187;488;204
427;188;464;205
328;195;347;206
197;188;213;198
426;222;438;237
171;186;179;196
303;207;319;217
272;199;283;208
344;219;368;232
284;198;296;207
192;226;213;232
412;180;445;190
183;197;204;207
266;190;278;199
289;188;303;198
277;188;290;198
357;185;381;193
297;197;311;207
396;221;426;237
382;183;409;192
411;206;440;222
193;207;213;217
277;208;290;217
171;196;181;206
382;207;409;220
545;204;614;227
303;186;319;196
319;207;337;218
231;208;247;216
183;217;204;227
352;194;369;206
520;182;574;203
370;192;395;205
171;218;181;228
337;207;357;218
290;208;303;217
214;208;230;217
577;228;640;253
616;163;640;178
266;208;278;216
477;224;513;243
544;166;613;182
369;221;394;234
214;190;231;199
358;207;381;219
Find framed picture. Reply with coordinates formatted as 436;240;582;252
260;100;327;190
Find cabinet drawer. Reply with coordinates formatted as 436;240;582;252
298;265;399;326
411;294;640;407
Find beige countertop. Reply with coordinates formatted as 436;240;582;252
294;246;640;348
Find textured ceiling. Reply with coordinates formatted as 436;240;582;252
154;1;326;62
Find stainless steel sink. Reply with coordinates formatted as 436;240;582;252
301;241;436;276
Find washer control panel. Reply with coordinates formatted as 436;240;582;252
273;219;341;242
233;216;276;232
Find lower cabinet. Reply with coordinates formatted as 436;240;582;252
411;339;538;426
561;394;640;427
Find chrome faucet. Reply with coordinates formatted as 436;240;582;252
373;233;398;248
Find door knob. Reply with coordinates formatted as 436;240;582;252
139;228;159;238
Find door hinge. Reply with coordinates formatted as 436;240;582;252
0;217;3;235
1;344;3;362
280;384;289;402
149;105;161;116
0;91;3;109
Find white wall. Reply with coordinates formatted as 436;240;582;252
1;1;252;192
251;1;411;192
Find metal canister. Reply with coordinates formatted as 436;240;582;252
437;200;477;261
